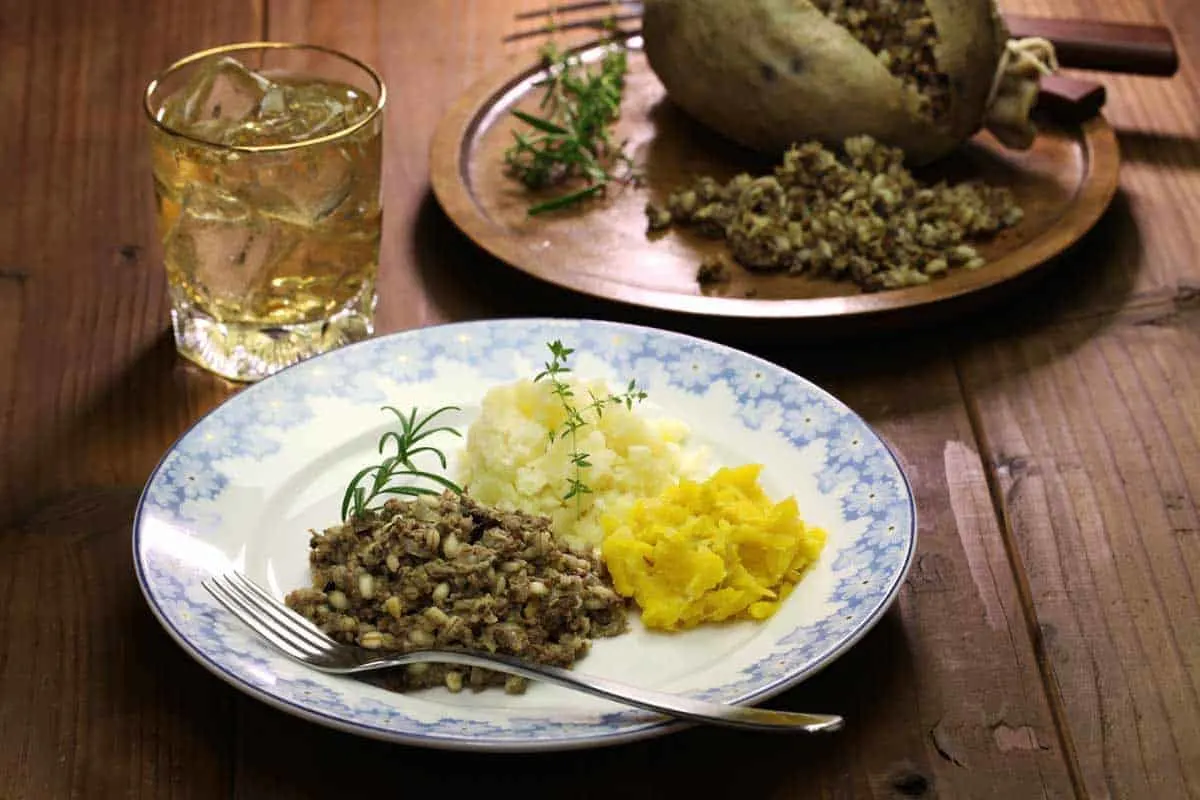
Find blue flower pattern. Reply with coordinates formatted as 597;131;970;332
732;363;782;400
782;399;840;440
135;319;915;749
666;348;724;390
736;397;785;431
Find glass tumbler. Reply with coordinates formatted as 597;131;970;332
144;42;386;382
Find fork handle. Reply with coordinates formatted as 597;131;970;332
343;650;844;733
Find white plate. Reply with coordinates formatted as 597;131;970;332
134;318;916;751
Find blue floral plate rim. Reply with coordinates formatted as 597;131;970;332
133;317;918;751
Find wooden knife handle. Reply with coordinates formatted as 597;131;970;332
1004;14;1179;77
1038;75;1107;123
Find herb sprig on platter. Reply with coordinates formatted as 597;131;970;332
503;27;638;216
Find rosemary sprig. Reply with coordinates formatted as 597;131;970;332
503;29;638;216
340;405;463;520
533;340;647;512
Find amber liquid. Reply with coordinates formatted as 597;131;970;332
150;60;382;380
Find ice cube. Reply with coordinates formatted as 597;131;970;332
256;144;357;226
250;80;375;145
161;60;375;148
284;83;354;138
166;185;301;312
161;57;274;144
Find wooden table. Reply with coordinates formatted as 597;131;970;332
1;1;1197;797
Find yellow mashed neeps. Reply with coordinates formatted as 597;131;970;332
601;464;827;631
458;378;704;550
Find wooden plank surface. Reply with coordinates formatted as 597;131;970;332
960;313;1200;799
0;490;235;799
0;0;261;530
0;0;1196;797
0;0;259;797
975;0;1200;796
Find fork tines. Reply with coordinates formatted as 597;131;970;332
506;1;643;43
203;572;336;662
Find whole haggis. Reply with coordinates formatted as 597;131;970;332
642;0;1053;165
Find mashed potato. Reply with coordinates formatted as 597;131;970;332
459;378;704;550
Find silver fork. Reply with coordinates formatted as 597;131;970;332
203;571;844;733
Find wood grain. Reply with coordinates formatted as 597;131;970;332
958;311;1200;799
0;0;257;531
979;2;1200;797
994;0;1200;319
0;0;257;796
0;0;1197;796
0;491;234;799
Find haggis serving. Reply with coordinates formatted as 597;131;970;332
285;491;628;695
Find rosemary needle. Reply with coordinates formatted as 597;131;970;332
340;405;463;521
503;33;638;216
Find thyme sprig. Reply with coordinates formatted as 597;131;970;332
503;27;638;215
341;405;463;520
534;340;647;511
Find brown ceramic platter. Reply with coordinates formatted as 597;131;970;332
430;38;1121;324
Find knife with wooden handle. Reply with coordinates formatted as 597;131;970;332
509;5;1182;120
510;4;1183;79
1005;14;1179;77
